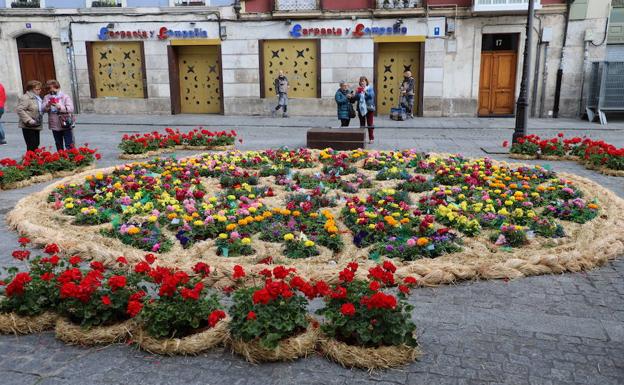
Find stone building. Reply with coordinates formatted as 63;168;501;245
0;0;619;118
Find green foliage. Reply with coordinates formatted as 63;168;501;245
229;286;308;349
317;280;417;348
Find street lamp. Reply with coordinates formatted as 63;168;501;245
513;0;536;143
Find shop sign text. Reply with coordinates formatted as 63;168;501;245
289;23;407;38
98;26;209;40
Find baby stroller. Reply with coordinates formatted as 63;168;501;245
390;83;407;121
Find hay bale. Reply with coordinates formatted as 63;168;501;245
319;337;421;370
136;317;230;355
508;154;537;160
0;312;57;335
230;318;320;363
55;318;135;346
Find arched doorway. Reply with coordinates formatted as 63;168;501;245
17;33;57;93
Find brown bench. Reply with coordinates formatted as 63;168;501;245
306;128;366;150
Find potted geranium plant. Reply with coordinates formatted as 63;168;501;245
135;262;229;355
54;256;144;346
228;266;319;363
0;240;59;334
316;261;421;369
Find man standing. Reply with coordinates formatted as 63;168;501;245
0;82;6;145
400;70;416;119
272;70;289;118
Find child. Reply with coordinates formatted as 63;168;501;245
272;70;289;118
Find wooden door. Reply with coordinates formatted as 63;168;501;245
375;42;421;115
261;39;319;99
177;45;222;114
478;51;517;116
89;41;146;99
18;48;56;92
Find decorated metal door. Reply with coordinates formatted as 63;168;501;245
261;39;318;99
177;46;222;114
375;42;421;115
89;41;146;98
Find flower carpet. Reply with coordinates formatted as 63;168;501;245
7;148;624;287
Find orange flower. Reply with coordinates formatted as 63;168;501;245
416;237;429;247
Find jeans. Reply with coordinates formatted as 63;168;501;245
403;95;415;116
53;129;74;151
0;108;5;143
22;128;40;152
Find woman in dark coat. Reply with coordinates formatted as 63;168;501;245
335;81;355;127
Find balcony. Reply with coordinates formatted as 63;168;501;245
11;0;40;7
91;0;122;6
275;0;317;11
174;0;205;5
473;0;541;12
377;0;420;8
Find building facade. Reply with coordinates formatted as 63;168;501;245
0;0;618;118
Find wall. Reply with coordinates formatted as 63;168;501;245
243;0;272;13
0;18;72;110
71;19;220;114
322;0;371;10
220;18;429;115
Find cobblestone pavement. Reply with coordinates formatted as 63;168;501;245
0;115;622;385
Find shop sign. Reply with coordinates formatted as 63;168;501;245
289;23;407;38
98;26;209;41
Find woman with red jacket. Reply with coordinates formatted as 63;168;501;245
0;82;7;145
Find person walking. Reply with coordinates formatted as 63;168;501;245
43;79;75;151
272;70;289;118
0;82;7;145
400;70;416;118
16;80;44;152
335;81;355;127
355;76;376;143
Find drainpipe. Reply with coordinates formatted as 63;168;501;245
530;19;543;118
552;0;572;118
539;41;549;118
233;0;241;19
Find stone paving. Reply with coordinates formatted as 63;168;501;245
0;115;623;385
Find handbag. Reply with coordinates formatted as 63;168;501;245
60;113;76;129
367;105;376;113
348;103;356;119
24;114;42;128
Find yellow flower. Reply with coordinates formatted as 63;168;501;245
148;215;158;223
283;233;295;241
193;220;204;226
95;172;104;180
218;233;228;239
241;237;251;245
65;203;74;209
304;240;315;247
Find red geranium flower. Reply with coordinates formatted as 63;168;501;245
232;265;245;280
246;311;257;320
134;261;151;274
107;275;127;292
101;295;112;306
127;300;143;317
144;253;157;265
11;250;30;261
340;302;356;316
44;243;60;255
68;256;82;266
192;262;211;277
18;237;30;245
208;310;226;327
116;256;128;265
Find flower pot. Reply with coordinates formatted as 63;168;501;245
0;311;57;335
136;316;230;355
55;318;135;346
319;337;421;369
230;318;320;363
